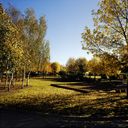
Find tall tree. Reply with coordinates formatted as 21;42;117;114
37;40;50;72
82;0;128;97
82;0;128;56
0;3;24;90
4;5;50;88
24;8;39;70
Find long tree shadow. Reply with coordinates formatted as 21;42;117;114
51;84;89;93
69;80;126;92
33;77;125;93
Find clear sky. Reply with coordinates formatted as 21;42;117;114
1;0;99;65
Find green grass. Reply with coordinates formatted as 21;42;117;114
0;78;128;118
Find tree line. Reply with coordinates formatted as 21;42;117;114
0;3;50;91
57;56;120;81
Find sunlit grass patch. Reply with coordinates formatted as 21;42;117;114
0;78;128;117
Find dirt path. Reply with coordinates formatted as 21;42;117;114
0;109;128;128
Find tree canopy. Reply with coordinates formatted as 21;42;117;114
0;3;50;90
82;0;128;58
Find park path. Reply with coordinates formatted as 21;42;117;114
0;109;128;128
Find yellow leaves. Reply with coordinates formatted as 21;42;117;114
51;62;61;73
0;6;24;69
82;0;127;58
97;0;123;24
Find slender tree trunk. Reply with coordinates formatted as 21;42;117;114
5;70;9;91
0;73;2;87
0;78;1;89
26;72;30;86
37;58;41;72
13;77;16;87
126;44;128;98
43;69;45;79
15;71;18;82
8;72;14;91
13;69;16;86
11;71;15;87
22;67;25;89
127;76;128;99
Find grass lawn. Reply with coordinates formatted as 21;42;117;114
0;78;128;128
0;78;128;127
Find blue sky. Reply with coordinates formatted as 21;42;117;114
1;0;99;65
